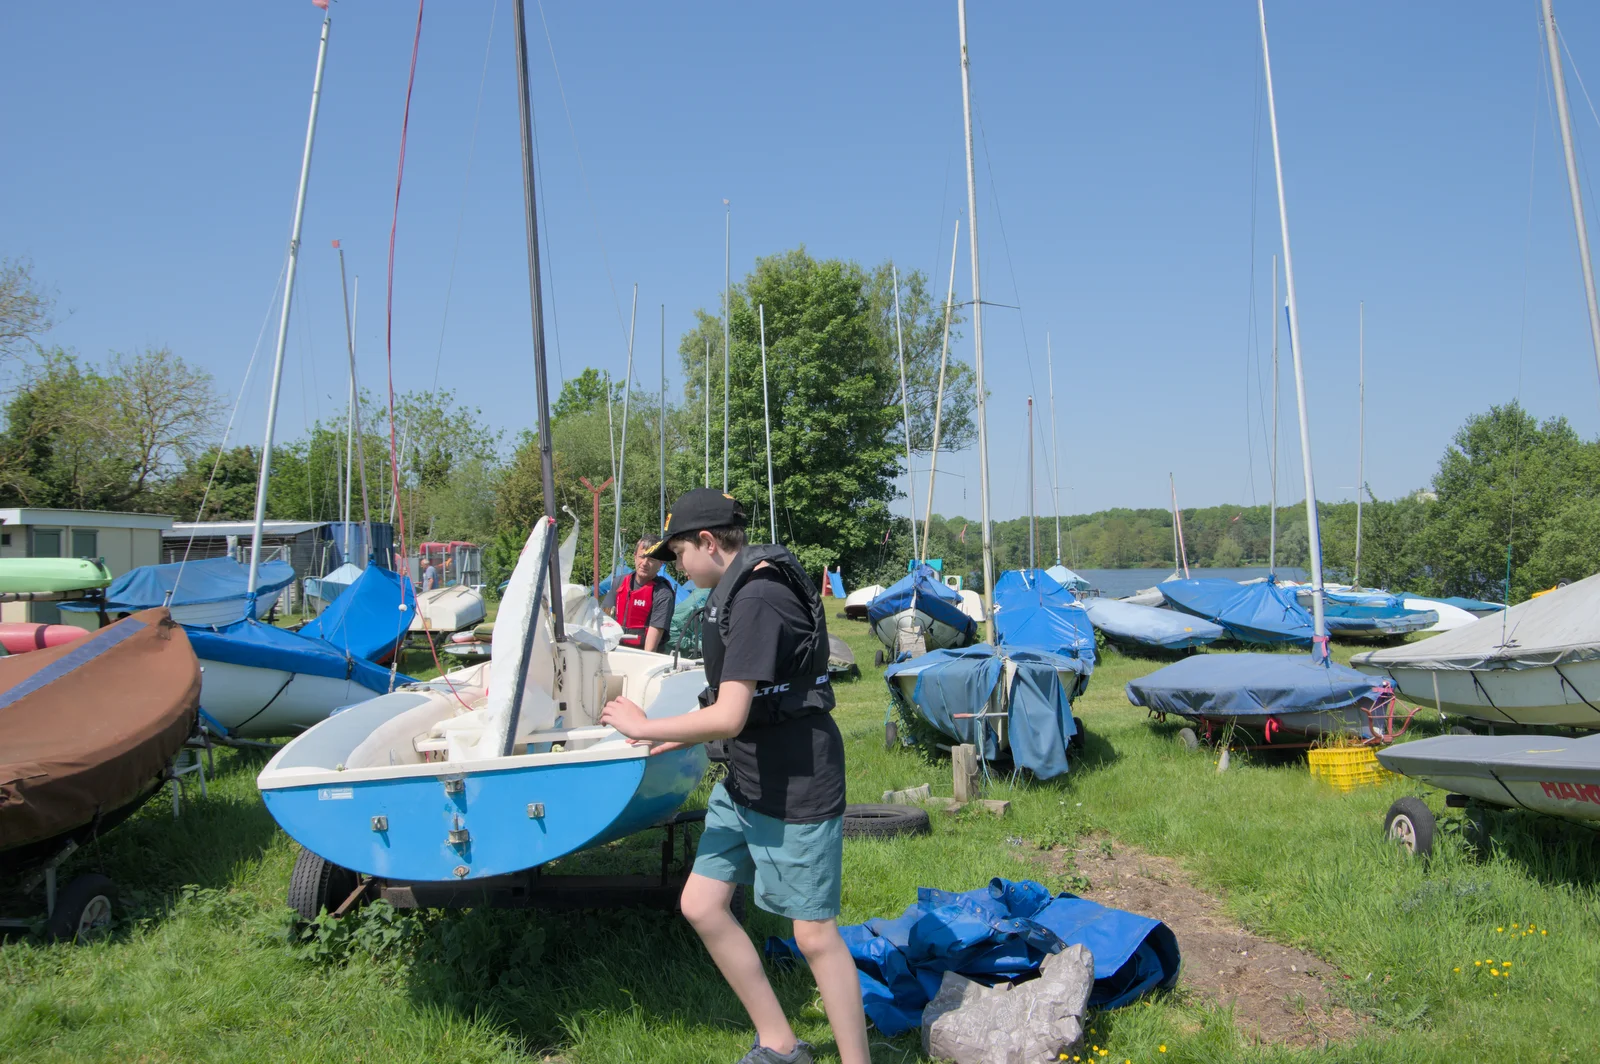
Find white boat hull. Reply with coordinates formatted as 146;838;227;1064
872;609;972;654
1356;658;1600;730
199;658;378;738
409;586;486;635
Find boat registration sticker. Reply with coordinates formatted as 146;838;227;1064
317;787;355;801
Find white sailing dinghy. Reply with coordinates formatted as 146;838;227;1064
257;515;708;883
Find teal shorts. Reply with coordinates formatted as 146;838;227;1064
693;781;843;921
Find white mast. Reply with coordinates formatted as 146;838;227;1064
336;249;372;565
612;286;638;575
722;201;731;491
757;305;778;543
1543;0;1600;394
1027;396;1036;569
921;219;960;560
1259;0;1328;657
1269;254;1279;574
248;13;330;601
659;303;666;530
1046;332;1062;565
1354;301;1364;586
891;263;919;560
958;0;996;629
703;339;711;487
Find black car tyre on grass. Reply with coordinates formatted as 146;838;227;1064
842;804;931;840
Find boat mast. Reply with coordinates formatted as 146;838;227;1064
659;303;666;530
612;286;637;576
1258;0;1327;657
1027;396;1036;569
758;304;778;543
722;201;731;491
1269;253;1278;575
958;0;996;629
891;263;919;560
511;0;563;640
1047;332;1062;566
920;218;960;561
1354;301;1364;586
1170;473;1190;579
1543;0;1600;394
703;340;711;487
336;250;373;565
247;13;330;603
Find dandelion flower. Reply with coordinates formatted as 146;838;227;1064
1475;961;1482;967
1496;927;1504;933
1160;1048;1168;1054
1542;930;1548;936
1454;967;1461;973
1503;961;1511;967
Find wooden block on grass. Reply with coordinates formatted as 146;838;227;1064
953;744;980;802
977;799;1010;818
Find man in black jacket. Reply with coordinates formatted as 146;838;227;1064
600;488;868;1064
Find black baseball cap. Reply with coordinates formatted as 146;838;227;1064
649;488;747;559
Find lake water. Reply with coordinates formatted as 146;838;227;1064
1073;567;1308;599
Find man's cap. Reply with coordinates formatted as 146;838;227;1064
649;488;747;559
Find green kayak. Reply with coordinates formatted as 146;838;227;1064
0;558;113;594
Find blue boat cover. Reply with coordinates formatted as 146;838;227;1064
884;644;1087;779
1321;601;1439;634
63;557;295;616
1125;652;1384;720
1045;564;1091;592
298;564;416;662
185;619;408;694
320;522;395;571
1159;578;1312;645
992;569;1096;665
768;878;1180;1036
867;565;977;644
1322;587;1400;608
1084;596;1224;651
1429;595;1506;614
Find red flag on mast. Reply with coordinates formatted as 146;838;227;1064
312;0;329;10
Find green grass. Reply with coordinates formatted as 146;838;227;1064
5;622;1600;1062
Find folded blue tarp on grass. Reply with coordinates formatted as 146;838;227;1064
298;563;415;662
884;645;1088;779
993;569;1096;665
1159;578;1313;646
768;878;1180;1036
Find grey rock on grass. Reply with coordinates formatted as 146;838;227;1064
923;945;1094;1064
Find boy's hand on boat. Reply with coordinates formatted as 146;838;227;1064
601;695;648;738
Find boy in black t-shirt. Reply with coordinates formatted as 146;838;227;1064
600;489;868;1064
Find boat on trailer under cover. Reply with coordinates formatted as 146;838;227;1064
257;516;708;884
1378;732;1600;822
867;566;977;655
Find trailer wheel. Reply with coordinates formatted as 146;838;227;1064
842;803;931;840
1384;797;1436;858
1177;727;1199;751
47;873;116;943
885;720;899;750
874;649;885;668
287;847;359;922
1069;718;1087;755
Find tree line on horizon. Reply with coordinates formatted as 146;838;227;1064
2;255;1596;606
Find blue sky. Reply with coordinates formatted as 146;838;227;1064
6;1;1600;522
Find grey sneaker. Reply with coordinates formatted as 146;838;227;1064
736;1038;814;1064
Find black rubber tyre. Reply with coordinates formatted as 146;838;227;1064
874;649;886;668
1068;718;1087;755
842;803;931;840
287;847;359;922
1177;727;1199;751
835;611;849;620
1384;797;1436;858
47;873;116;943
885;720;899;750
1449;726;1474;736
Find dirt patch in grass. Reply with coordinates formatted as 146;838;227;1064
1056;838;1366;1048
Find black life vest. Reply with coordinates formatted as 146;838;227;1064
700;544;835;728
615;573;661;649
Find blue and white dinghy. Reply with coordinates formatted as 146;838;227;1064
256;516;708;883
867;565;978;656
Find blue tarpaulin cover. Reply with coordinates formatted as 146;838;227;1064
1045;564;1091;592
867;565;977;644
768;878;1180;1036
1426;595;1505;614
63;557;294;615
298;564;415;662
1084;596;1224;651
1159;578;1313;645
884;644;1087;778
1125;652;1384;720
185;619;408;695
992;569;1096;665
1321;600;1439;635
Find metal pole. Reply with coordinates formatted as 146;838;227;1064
704;339;711;487
1027;396;1035;569
512;0;563;642
659;303;666;530
921;218;960;560
1269;253;1278;575
1543;0;1600;396
758;305;777;544
337;246;372;567
1259;0;1326;657
1046;333;1061;565
613;287;637;577
890;263;919;560
722;201;731;491
248;14;330;601
350;277;372;558
581;475;612;597
1354;300;1364;586
958;0;995;628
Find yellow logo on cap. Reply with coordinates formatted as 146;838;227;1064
723;493;735;501
663;513;672;531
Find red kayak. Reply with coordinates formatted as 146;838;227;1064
0;623;89;656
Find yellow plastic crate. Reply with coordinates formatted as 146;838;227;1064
1308;746;1395;793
